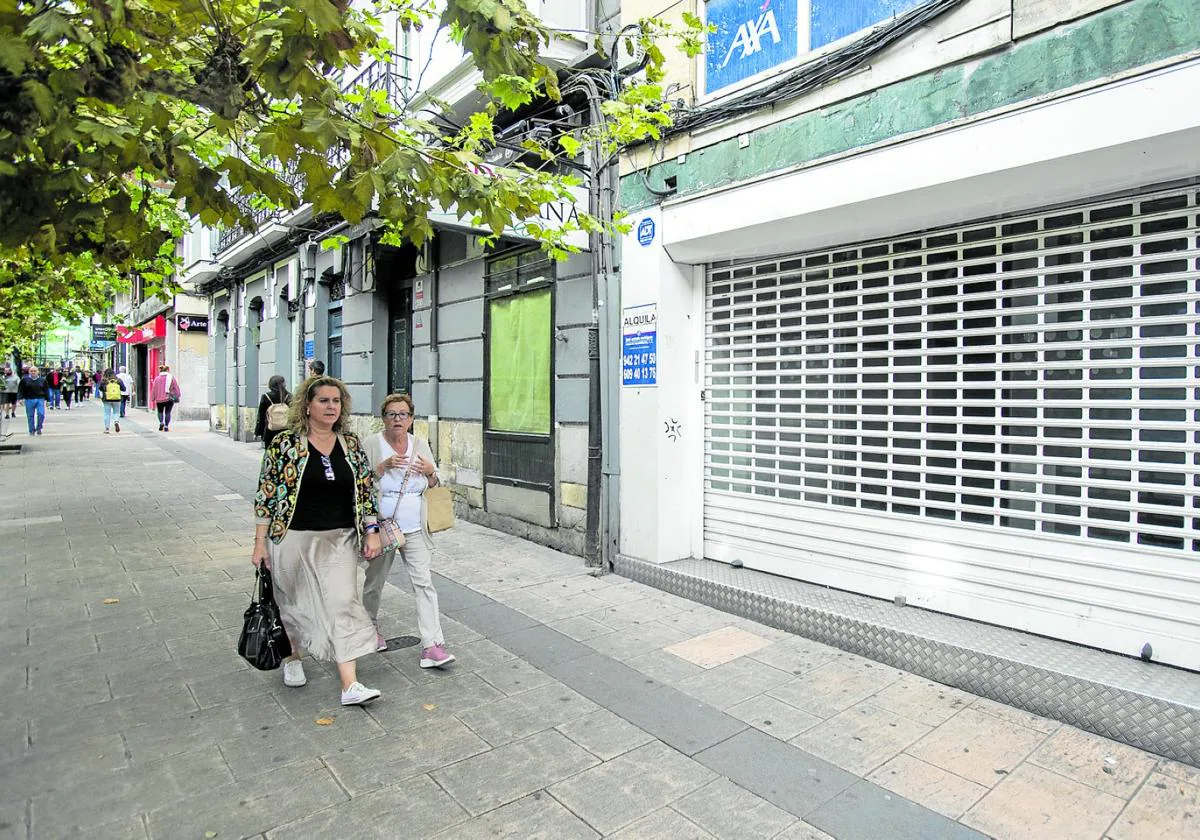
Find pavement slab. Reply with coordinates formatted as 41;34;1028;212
3;403;1193;839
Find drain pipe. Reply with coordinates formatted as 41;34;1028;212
231;278;242;440
297;239;318;383
426;236;440;459
566;74;612;569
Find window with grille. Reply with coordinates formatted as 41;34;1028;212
705;186;1200;552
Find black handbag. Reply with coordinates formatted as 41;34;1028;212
237;566;292;670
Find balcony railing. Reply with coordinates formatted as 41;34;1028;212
215;56;411;254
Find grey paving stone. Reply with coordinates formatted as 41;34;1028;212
673;777;799;840
555;709;655;761
361;672;506;734
625;647;708;685
146;759;346;839
473;657;557;696
492;623;591;668
0;722;27;765
805;779;990;840
547;614;616;642
447;601;540;637
13;673;112;718
550;741;718;835
121;695;291;761
607;808;717;839
542;652;747;756
268;774;469;839
323;718;490;794
426;791;598;840
0;731;128;804
431;729;599;816
582;620;693;662
0;804;27;840
457;681;599;746
694;729;858;818
675;656;795;710
32;745;232;836
442;637;519;672
429;574;492;611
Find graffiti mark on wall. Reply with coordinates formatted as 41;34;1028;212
665;418;682;441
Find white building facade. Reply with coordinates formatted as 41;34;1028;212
618;0;1200;669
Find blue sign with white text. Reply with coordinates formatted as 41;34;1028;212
304;340;314;359
637;217;656;246
705;0;799;95
811;0;924;50
621;304;658;387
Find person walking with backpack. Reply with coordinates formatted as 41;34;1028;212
101;369;123;433
255;375;291;449
116;365;134;417
149;364;181;431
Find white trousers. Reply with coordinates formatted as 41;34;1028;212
362;532;445;648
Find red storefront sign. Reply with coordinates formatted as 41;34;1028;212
116;315;166;344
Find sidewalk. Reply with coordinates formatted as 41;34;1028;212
2;401;1195;839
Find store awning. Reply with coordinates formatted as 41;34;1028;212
116;315;166;344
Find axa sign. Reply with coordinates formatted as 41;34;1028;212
706;0;798;95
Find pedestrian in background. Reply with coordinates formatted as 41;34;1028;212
46;367;61;409
306;359;325;378
17;364;47;435
252;375;384;706
149;364;181;431
61;368;73;411
92;369;103;399
364;393;455;668
101;369;122;434
255;374;290;450
2;366;17;419
116;366;134;417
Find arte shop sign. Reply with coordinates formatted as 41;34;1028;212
177;314;210;333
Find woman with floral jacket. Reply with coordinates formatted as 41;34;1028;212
252;375;384;706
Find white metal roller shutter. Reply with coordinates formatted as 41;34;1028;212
704;184;1200;669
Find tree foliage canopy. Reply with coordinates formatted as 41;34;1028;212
0;0;702;350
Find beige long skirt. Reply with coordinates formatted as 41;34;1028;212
270;528;376;664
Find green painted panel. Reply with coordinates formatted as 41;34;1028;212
622;0;1200;211
488;289;552;434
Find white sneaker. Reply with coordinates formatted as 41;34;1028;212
340;681;381;706
282;659;307;687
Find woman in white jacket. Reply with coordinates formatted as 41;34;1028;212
363;393;456;669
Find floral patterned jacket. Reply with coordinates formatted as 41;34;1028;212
254;429;379;545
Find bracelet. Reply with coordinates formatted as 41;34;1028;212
363;524;380;534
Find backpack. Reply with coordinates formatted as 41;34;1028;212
104;379;122;401
266;397;289;432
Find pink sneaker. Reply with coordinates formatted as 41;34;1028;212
419;644;455;669
376;632;388;652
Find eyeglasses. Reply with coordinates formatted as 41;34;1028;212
319;454;335;481
382;411;411;420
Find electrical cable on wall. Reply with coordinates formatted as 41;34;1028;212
667;0;970;137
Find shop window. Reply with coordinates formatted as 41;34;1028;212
483;249;556;507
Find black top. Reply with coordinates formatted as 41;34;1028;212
18;375;47;399
288;440;356;531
